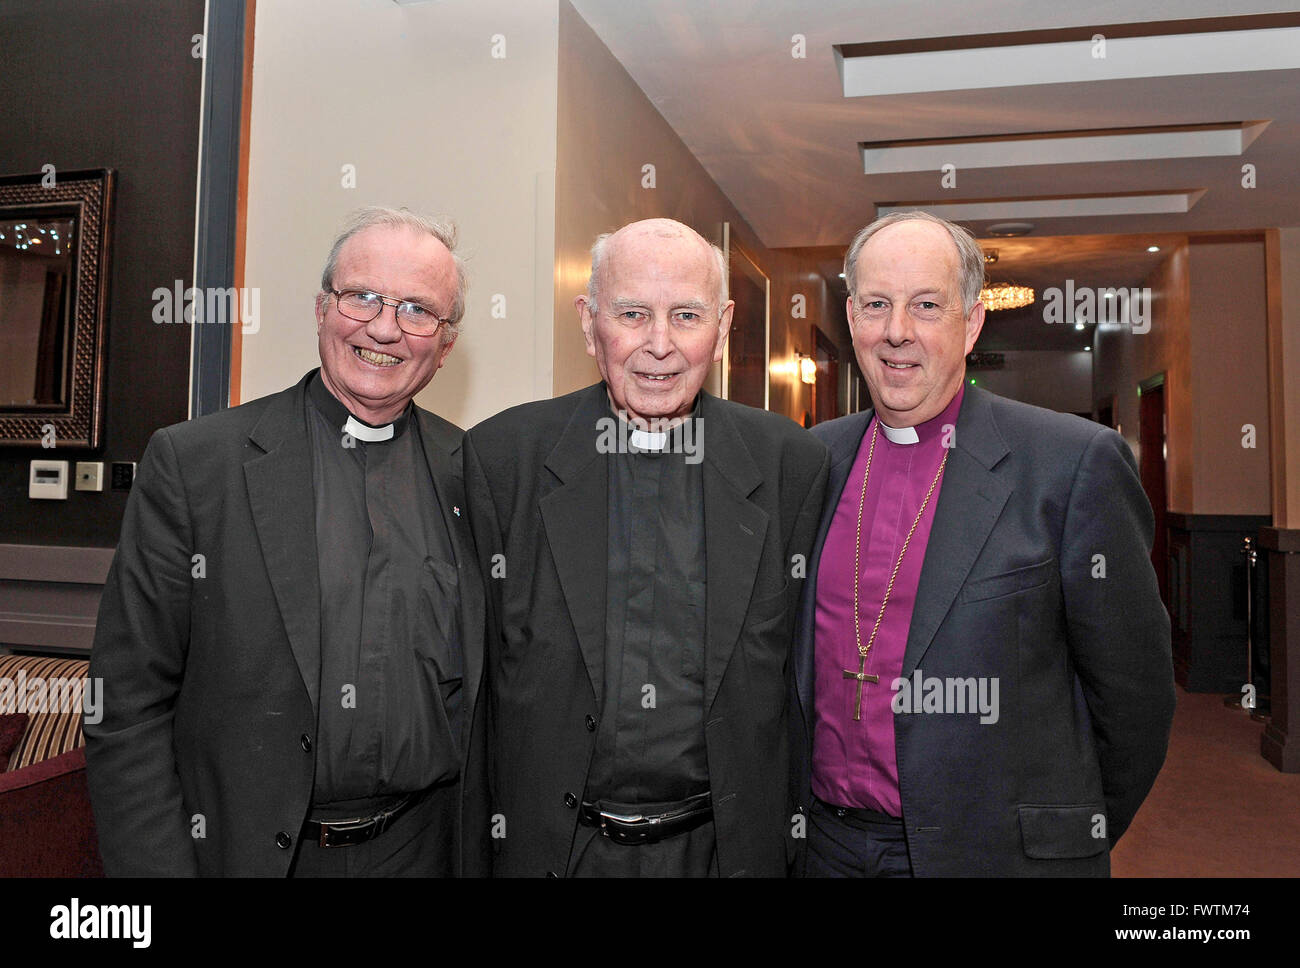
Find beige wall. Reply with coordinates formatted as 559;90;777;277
969;350;1093;414
1269;227;1300;527
1094;241;1194;511
1188;239;1271;514
1094;236;1272;516
553;0;845;423
240;0;559;429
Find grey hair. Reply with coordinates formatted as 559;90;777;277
843;211;986;315
319;206;468;343
586;225;729;316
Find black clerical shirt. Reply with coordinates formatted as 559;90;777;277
584;409;709;809
305;372;463;812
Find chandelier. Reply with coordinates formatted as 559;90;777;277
979;283;1035;311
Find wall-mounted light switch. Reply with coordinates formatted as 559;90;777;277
110;462;136;491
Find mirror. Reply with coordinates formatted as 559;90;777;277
0;169;113;448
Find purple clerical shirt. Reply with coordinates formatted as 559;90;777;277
811;387;964;815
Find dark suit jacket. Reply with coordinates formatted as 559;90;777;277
85;370;489;876
791;386;1175;876
464;383;829;877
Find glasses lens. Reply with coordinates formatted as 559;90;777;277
338;290;382;320
396;302;441;335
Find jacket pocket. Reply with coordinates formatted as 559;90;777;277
1018;803;1107;859
960;557;1056;604
747;582;789;628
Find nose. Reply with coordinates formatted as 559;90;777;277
363;301;403;343
644;313;673;357
882;302;915;345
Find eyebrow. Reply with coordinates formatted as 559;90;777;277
608;297;711;311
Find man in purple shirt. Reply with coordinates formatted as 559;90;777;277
791;211;1174;876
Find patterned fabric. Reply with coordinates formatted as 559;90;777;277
0;655;89;771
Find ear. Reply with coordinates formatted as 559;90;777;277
712;299;735;364
315;291;329;333
963;300;986;355
576;294;597;359
435;334;457;371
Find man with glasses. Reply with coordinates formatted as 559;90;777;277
86;207;489;877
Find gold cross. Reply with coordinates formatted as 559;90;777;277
843;654;879;722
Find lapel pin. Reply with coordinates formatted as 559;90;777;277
453;506;461;517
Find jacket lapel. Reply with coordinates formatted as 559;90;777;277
903;388;1012;675
244;373;322;716
796;410;872;723
701;395;768;713
414;408;483;761
538;385;611;706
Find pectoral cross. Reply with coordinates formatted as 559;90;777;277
843;655;879;721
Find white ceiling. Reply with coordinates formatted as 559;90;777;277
570;0;1300;251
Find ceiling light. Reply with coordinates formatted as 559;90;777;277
980;283;1035;311
1075;322;1086;331
1147;245;1161;252
986;222;1035;237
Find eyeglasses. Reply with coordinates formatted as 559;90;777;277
329;288;450;337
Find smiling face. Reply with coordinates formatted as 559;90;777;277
315;224;458;424
847;220;985;428
576;220;733;426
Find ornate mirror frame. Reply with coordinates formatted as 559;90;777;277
0;168;114;448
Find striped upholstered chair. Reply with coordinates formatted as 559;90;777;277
0;653;104;876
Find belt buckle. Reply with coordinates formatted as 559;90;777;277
315;796;406;847
317;815;373;848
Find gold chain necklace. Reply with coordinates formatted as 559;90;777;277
843;420;948;721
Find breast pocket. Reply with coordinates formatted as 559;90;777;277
418;556;464;683
746;582;790;629
960;557;1057;604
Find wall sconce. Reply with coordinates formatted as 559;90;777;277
799;354;817;385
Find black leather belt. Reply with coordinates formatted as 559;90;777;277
303;794;416;848
814;795;904;827
579;793;713;845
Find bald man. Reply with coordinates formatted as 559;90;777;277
465;219;829;877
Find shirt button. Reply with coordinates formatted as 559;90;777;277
564;792;578;809
275;831;293;849
585;715;597;732
300;734;312;752
835;808;847;818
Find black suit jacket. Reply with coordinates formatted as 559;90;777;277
85;370;489;876
791;387;1175;876
465;383;829;877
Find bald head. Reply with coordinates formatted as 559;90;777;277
575;217;735;426
587;219;728;318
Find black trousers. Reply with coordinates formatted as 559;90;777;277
804;797;913;877
567;819;719;877
288;784;457;877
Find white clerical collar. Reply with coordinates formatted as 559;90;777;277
344;414;394;443
878;420;920;445
629;428;668;451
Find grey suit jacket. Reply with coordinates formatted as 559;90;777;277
465;382;829;877
791;386;1175;876
85;370;489;876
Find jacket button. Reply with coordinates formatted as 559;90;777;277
585;715;597;732
300;734;312;752
275;831;293;849
564;792;578;809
